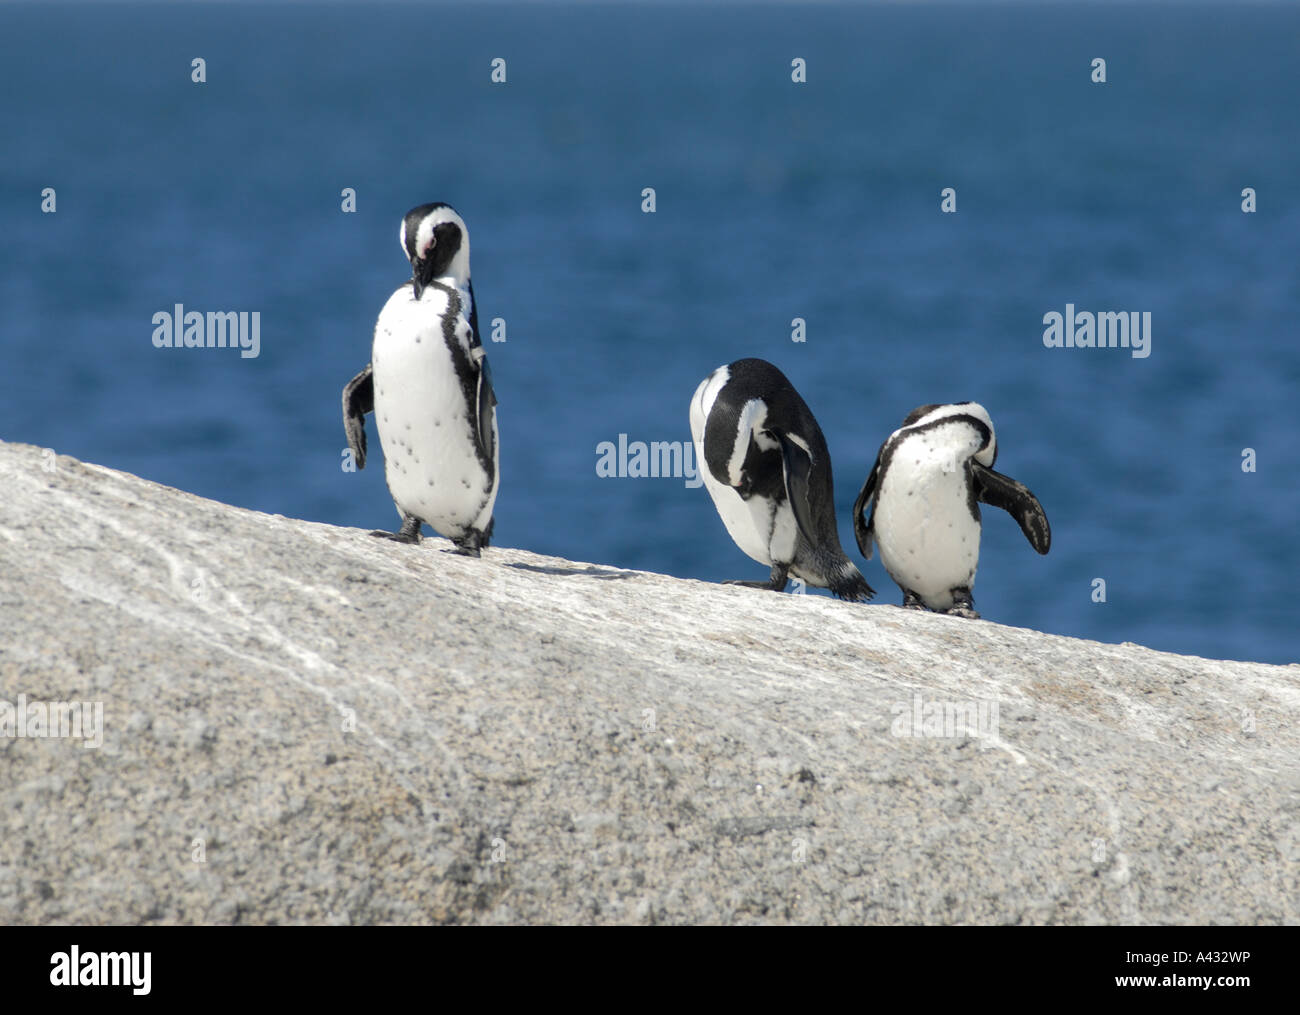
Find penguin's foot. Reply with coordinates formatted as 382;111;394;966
370;515;422;544
945;588;981;620
370;530;421;544
446;528;485;559
725;563;789;592
901;589;929;611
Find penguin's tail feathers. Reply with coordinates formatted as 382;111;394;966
826;556;875;603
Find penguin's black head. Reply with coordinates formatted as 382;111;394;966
900;403;945;429
400;203;471;299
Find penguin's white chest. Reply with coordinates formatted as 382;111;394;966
873;437;981;610
371;286;496;537
697;473;797;568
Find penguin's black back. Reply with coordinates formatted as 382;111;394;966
704;358;835;534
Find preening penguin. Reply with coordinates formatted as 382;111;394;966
342;203;499;557
689;358;874;601
852;402;1050;618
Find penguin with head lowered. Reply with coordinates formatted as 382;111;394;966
852;402;1049;618
690;358;874;601
342;202;499;556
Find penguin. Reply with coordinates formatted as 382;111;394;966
852;402;1050;618
342;202;499;557
689;358;874;601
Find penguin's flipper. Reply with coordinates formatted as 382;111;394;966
973;464;1051;554
852;451;883;560
472;347;498;466
773;431;818;548
342;365;374;470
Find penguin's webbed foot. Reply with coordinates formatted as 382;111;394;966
945;588;981;620
370;515;422;544
901;589;929;611
724;563;789;592
370;530;420;543
445;527;486;558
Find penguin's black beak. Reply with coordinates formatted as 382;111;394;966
411;261;425;300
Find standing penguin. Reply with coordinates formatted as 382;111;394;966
342;203;499;556
852;402;1050;618
689;358;874;601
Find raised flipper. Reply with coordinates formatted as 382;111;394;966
773;431;818;548
852;450;883;560
342;365;374;469
972;463;1051;554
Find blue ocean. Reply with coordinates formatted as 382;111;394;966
3;2;1297;663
